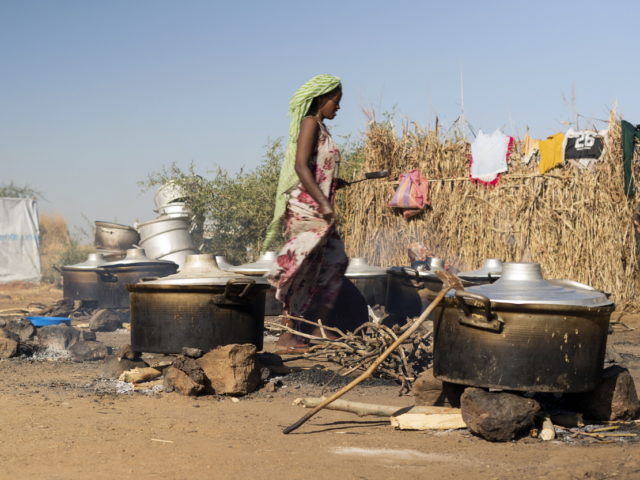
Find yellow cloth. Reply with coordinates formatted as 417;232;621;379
522;133;540;164
538;133;565;174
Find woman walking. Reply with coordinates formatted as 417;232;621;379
264;74;348;347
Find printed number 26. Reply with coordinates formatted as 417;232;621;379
575;133;595;149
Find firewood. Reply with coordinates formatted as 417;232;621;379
282;271;462;434
118;367;162;384
293;396;460;417
390;412;466;430
540;416;556;441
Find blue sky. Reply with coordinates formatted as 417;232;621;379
1;0;638;237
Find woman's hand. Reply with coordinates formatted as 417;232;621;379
318;201;335;222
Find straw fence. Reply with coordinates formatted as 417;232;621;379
341;112;640;311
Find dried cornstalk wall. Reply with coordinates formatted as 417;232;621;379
341;113;640;310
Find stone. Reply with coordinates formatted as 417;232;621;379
197;344;260;396
100;356;149;379
82;330;97;341
257;352;284;367
117;344;138;361
36;324;81;352
0;328;20;342
4;318;36;342
181;347;204;359
69;341;110;362
164;366;205;396
461;387;540;442
412;369;465;407
567;366;640;421
172;355;206;385
0;336;18;358
263;380;277;393
88;309;122;332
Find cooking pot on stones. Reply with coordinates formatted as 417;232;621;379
59;253;108;302
229;252;281;316
433;262;615;393
457;258;503;283
94;221;140;251
136;215;197;268
127;254;269;354
97;248;178;309
345;257;387;307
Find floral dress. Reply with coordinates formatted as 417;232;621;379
269;119;348;318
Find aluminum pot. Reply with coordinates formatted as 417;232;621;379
94;221;139;251
229;252;282;316
59;253;108;301
433;262;615;393
154;202;192;218
97;248;178;309
345;257;387;307
127;254;269;354
153;182;187;210
136;215;197;268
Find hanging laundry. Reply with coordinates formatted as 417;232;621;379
538;133;565;174
621;120;640;196
563;128;606;170
522;132;540;165
469;129;513;185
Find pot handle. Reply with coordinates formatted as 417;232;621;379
52;265;62;273
224;278;255;299
454;291;503;333
140;276;159;282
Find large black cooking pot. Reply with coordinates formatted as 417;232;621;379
345;257;387;307
59;253;108;301
386;258;501;319
433;262;615;393
127;254;269;354
97;248;177;309
228;251;282;316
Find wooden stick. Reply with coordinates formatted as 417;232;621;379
390;412;466;430
282;271;460;434
293;397;460;417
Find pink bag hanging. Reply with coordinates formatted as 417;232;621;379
389;169;429;218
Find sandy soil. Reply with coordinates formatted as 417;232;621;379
1;282;639;480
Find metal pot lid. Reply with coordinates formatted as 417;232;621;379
95;220;137;231
388;257;446;280
100;248;177;268
64;253;108;270
463;262;612;307
345;257;386;277
140;254;268;286
458;258;503;280
215;255;235;271
228;251;277;276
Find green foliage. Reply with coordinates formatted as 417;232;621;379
0;181;42;199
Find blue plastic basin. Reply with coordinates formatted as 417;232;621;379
27;316;71;327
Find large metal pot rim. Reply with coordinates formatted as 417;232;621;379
443;293;615;312
127;282;270;292
95;221;137;231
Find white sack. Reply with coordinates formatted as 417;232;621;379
0;197;41;282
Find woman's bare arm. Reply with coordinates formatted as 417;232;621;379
294;116;334;221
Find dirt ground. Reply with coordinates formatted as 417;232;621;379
1;282;640;480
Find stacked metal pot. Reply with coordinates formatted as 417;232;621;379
94;221;139;260
134;182;198;268
128;254;269;354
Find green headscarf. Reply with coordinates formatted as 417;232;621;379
263;74;342;249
